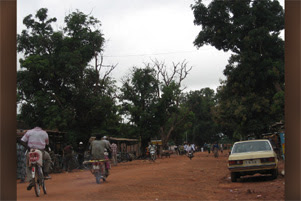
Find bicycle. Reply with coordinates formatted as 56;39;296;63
28;149;47;197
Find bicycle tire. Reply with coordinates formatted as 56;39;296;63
34;167;40;197
95;172;101;184
82;162;91;170
38;167;47;194
117;155;122;163
151;154;156;161
68;156;79;170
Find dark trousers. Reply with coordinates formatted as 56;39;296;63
78;154;84;168
64;154;73;171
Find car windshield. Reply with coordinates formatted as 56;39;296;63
232;141;272;153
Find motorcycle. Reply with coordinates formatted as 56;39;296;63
83;159;109;184
28;149;47;197
150;150;156;161
187;151;194;160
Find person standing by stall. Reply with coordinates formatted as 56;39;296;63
63;144;73;172
156;145;161;159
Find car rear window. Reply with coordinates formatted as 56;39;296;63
232;141;272;153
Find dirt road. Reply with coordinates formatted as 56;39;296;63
17;151;284;200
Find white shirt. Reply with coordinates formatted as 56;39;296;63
148;145;156;152
186;145;193;152
191;144;196;151
21;127;49;150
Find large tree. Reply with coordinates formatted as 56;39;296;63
17;8;119;142
183;88;219;145
120;66;160;154
192;0;284;139
153;60;193;147
120;60;192;150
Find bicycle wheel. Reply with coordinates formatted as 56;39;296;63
34;167;41;197
68;156;79;170
95;171;101;184
82;162;91;170
117;153;122;163
38;167;47;194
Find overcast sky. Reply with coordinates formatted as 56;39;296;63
17;0;284;92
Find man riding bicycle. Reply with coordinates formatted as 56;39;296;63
21;126;52;190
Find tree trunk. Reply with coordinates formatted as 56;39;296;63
160;126;174;148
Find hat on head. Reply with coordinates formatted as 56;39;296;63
103;136;107;139
79;142;83;145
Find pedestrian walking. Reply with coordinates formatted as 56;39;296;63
207;143;211;154
110;142;118;166
220;144;223;154
213;142;219;158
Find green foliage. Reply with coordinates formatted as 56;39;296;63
156;82;181;125
192;0;284;139
182;88;219;144
120;63;194;150
120;67;160;151
17;8;118;143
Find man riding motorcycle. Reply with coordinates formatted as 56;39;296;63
20;126;52;190
90;134;112;178
148;144;157;160
185;143;195;158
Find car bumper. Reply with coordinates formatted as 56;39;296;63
228;163;277;172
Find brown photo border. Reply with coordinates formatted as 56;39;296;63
0;0;17;200
285;0;301;200
0;0;300;200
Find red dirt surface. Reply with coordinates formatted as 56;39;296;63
17;151;284;200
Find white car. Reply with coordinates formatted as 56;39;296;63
228;139;278;182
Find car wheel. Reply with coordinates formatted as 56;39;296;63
271;168;278;179
231;172;239;182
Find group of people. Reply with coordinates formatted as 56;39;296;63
17;126;119;191
203;142;223;157
173;143;196;155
